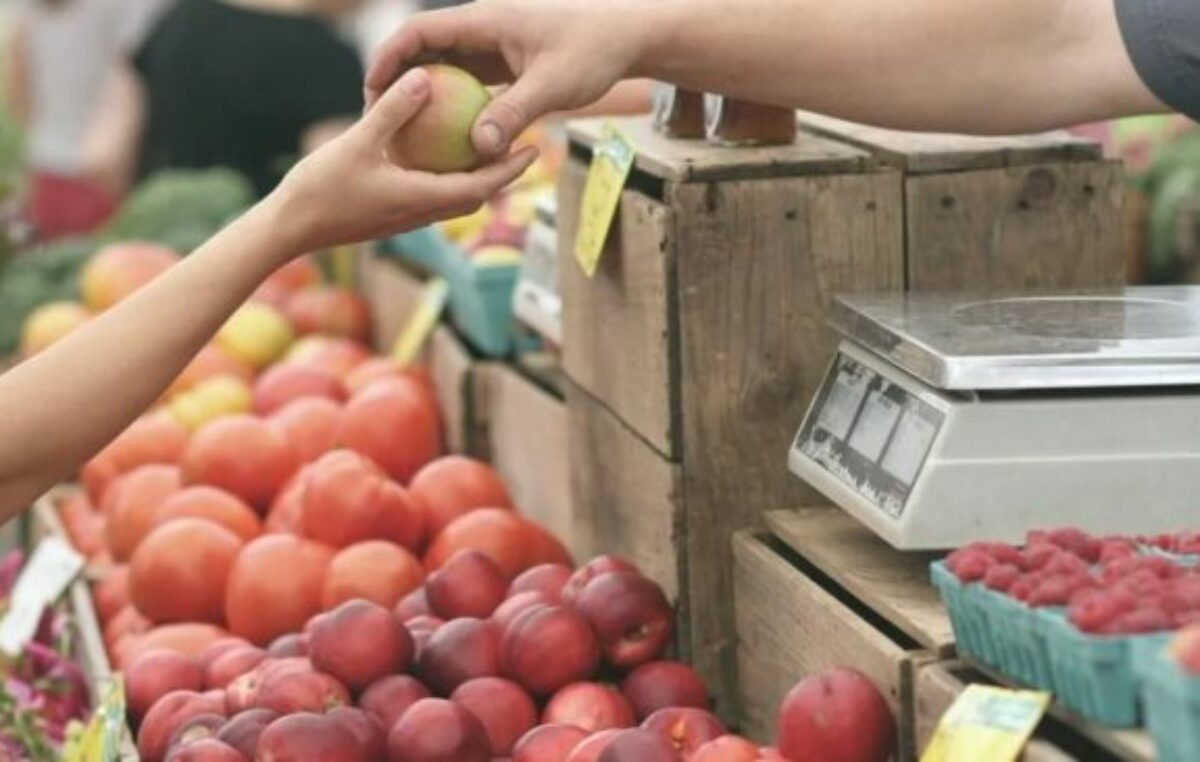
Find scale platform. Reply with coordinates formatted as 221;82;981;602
789;287;1200;549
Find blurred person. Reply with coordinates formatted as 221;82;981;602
6;0;167;239
94;0;369;199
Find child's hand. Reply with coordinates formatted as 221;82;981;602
269;67;538;253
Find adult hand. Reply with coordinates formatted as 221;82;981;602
273;67;538;254
366;0;651;160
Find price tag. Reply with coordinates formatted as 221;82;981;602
63;678;126;762
921;685;1051;762
390;277;449;367
0;537;83;656
574;124;636;277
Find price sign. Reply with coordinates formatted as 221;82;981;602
390;277;449;367
63;678;126;762
921;684;1050;762
0;536;83;656
574;124;637;277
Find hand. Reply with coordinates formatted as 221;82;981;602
269;67;538;255
366;0;651;160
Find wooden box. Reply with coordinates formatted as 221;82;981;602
732;508;955;759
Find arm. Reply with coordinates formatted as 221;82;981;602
367;0;1162;158
82;61;147;198
5;19;30;127
0;67;536;520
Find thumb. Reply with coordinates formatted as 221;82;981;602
472;70;559;158
359;68;432;145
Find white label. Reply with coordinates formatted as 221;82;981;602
848;391;902;462
0;537;84;655
817;369;868;440
881;408;939;486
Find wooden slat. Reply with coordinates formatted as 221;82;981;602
472;364;576;556
732;532;919;757
906;161;1126;292
797;112;1101;174
428;326;473;455
672;169;905;703
765;508;954;653
565;381;682;606
567;116;871;183
359;250;425;350
559;159;679;456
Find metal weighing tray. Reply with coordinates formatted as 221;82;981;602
828;287;1200;391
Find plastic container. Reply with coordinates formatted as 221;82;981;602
380;227;450;274
1141;644;1200;762
440;246;535;357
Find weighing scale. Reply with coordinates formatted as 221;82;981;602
789;287;1200;550
513;194;561;346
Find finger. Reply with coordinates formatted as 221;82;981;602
358;68;432;145
405;146;540;211
365;6;498;102
471;69;561;158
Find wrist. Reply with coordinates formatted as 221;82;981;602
626;0;691;81
241;191;306;273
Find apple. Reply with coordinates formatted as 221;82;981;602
386;698;491;762
492;591;555;632
573;572;673;668
776;668;895;762
387;65;492;174
511;724;589;762
451;677;538;756
329;706;387;761
509;564;572;601
125;650;205;725
641;707;725;756
256;712;361;761
561;557;640;603
309;599;414;691
205;646;267;691
594;728;676;762
620;661;709;720
501;606;600;696
564;729;621;762
137;690;226;762
163;739;245;761
359;675;432;732
543;683;635;733
216;709;278;759
418;618;502;695
426;550;507;620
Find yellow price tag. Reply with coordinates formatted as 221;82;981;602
390;277;449;367
330;245;358;289
574;124;637;278
921;685;1051;762
63;678;126;762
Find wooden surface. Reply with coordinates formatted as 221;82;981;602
565;381;683;606
473;364;576;555
359;250;424;350
567;116;871;183
671;170;905;701
428;326;473;455
559;158;679;457
732;532;921;758
765;508;954;653
906;161;1126;292
797;112;1101;174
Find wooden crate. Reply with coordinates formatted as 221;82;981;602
732;507;955;760
559;116;906;705
471;361;577;555
796;112;1126;290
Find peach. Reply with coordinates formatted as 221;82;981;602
641;707;725;756
777;668;895;762
386;698;491;762
283;287;371;343
564;729;621;762
344;359;401;396
286;336;370;377
252;363;345;416
594;728;676;762
156;486;262;542
543;683;635;734
405;615;444;659
167;376;253;433
574;572;673;669
19;300;91;356
223;659;312;714
691;736;785;762
167;345;254;400
329;706;387;761
450;677;538;756
216;709;278;760
104;464;183;562
301;450;423;550
620;661;709;720
268;397;343;464
166;713;226;749
509;564;572;601
137;690;226;762
310;599;414;691
106;414;192;473
266;634;308;659
257;712;362;762
198;638;253;672
501;606;600;696
1170;624;1200;673
216;303;295;371
426;550;507;620
324;540;424;610
408;456;514;539
340;377;442;483
359;675;432;731
387;65;492;173
164;739;245;761
395;588;432;621
125;650;204;725
512;724;589;762
561;557;640;604
205;646;267;690
81;242;180;311
181;415;300;511
418;617;502;696
491;591;555;632
254;667;350;715
129;518;244;624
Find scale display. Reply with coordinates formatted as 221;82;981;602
796;353;944;519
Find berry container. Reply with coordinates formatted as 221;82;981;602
382;226;449;274
1141;642;1200;762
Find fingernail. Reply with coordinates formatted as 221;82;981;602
477;121;505;154
398;68;430;98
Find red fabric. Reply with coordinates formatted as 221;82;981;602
26;172;116;241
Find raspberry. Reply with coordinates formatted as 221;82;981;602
1068;590;1121;633
1028;575;1080;608
1009;575;1038;602
947;549;991;583
1097;538;1136;564
1044;553;1088;577
1046;528;1093;558
981;544;1023;567
1106;606;1173;635
983;564;1021;592
1020;543;1060;572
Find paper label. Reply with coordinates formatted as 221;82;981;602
574;124;636;277
0;537;83;655
390;277;449;367
63;678;126;762
921;684;1051;762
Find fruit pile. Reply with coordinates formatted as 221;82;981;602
946;528;1200;636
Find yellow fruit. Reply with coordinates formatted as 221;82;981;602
387;65;492;173
472;245;524;267
168;376;252;432
438;205;492;243
20;301;92;356
216;303;295;370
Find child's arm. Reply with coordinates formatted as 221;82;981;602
0;68;535;520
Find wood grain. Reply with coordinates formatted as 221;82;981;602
358;251;425;351
559;158;679;457
732;532;919;756
672;170;905;703
765;508;954;652
567;116;870;183
906;161;1126;292
428;326;474;455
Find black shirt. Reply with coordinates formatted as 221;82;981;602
1116;0;1200;122
134;0;363;196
